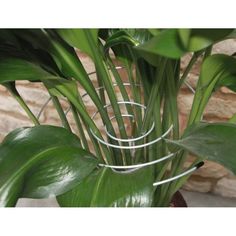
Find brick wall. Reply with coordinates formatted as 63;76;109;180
1;40;236;198
180;39;236;197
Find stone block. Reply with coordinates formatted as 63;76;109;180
17;85;50;106
213;177;236;198
183;177;213;193
191;161;229;179
0;113;32;136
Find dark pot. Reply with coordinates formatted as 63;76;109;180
170;191;187;207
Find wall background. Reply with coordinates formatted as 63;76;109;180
1;40;236;198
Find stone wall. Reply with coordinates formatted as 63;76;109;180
180;39;236;197
1;40;236;198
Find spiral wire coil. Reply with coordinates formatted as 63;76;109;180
36;67;203;187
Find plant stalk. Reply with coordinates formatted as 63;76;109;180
6;84;40;126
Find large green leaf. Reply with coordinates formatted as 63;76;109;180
135;29;233;59
57;166;154;207
103;29;159;65
57;29;98;58
0;58;60;84
0;56;72;98
166;123;236;174
188;54;236;124
0;125;98;207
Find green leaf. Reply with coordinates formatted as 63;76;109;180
57;166;154;207
136;29;233;59
188;54;236;124
44;78;79;98
0;125;98;207
57;29;98;58
229;113;236;123
104;29;157;65
0;58;59;84
136;29;186;59
166;123;236;174
187;29;233;51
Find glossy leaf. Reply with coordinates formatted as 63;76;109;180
104;29;157;65
57;166;154;207
57;29;98;58
0;125;98;207
166;123;236;174
188;54;236;124
0;58;60;84
136;29;233;59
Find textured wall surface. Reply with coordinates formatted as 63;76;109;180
180;39;236;197
1;40;236;198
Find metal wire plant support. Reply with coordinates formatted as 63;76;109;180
35;66;203;187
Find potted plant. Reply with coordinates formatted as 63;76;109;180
1;29;236;207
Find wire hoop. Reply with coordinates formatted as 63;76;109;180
91;100;155;143
34;67;203;188
81;82;141;99
153;162;204;186
99;152;177;170
90;101;173;149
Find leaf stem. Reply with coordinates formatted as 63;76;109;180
50;95;72;132
178;52;201;89
6;84;40;126
70;103;90;150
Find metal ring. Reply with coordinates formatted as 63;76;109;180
105;113;155;142
103;101;155;143
153;162;204;186
87;66;124;76
90;124;173;149
81;82;141;99
99;152;177;170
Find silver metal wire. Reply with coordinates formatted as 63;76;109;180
153;163;203;186
99;152;177;170
89;100;173;149
81;82;141;99
90;122;173;149
87;66;124;76
37;97;52;119
184;81;196;94
33;67;202;188
100;101;155;143
105;113;155;143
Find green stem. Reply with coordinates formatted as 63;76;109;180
71;95;106;163
95;66;106;106
6;84;40;126
46;32;121;149
203;46;212;60
188;71;224;126
54;82;113;164
106;58;135;121
134;59;152;104
166;61;179;140
70;103;90;150
156;61;180;206
142;59;167;132
135;59;166;164
125;48;143;131
148;94;162;162
84;30;132;164
50;95;72;132
178;52;201;89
